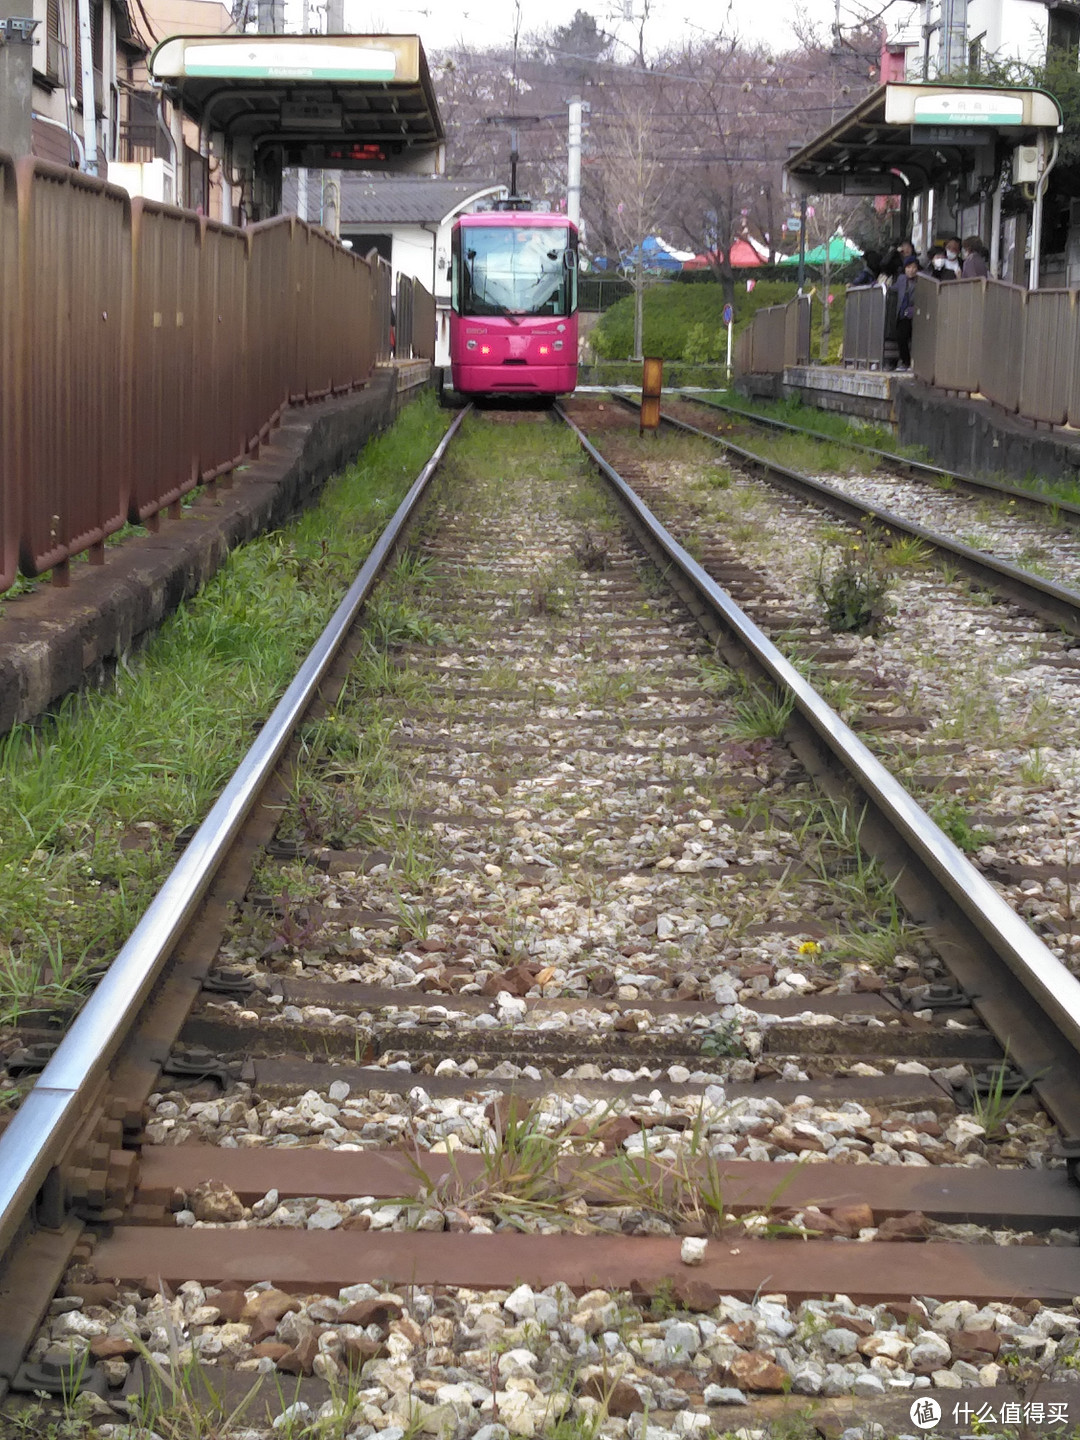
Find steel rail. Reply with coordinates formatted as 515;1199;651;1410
558;401;1080;1147
0;406;470;1266
678;391;1080;526
618;395;1080;637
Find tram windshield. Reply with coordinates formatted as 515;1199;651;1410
455;224;577;318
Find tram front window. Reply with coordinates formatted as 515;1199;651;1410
459;226;576;318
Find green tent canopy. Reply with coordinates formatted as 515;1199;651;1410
779;235;862;264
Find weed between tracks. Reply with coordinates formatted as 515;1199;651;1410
0;396;450;1066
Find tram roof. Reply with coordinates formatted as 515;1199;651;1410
149;33;445;173
784;81;1062;196
455;210;574;227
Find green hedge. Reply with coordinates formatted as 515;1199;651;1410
590;280;798;361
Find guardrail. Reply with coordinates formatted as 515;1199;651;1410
733;294;810;376
0;152;388;595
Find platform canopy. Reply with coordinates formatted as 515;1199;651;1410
784;82;1061;196
149;33;445;173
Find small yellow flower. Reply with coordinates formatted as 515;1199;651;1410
797;940;821;956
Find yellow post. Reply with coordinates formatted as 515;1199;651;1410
640;356;662;434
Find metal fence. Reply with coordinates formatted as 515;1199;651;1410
394;274;436;362
911;276;1080;429
842;286;888;369
733;294;810;376
579;276;633;312
370;252;393;365
0;153;387;594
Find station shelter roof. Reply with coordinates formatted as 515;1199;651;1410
149;32;445;173
784;82;1062;197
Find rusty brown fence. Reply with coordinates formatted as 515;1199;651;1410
1;154;18;593
842;285;887;369
394;274;436;362
733;294;810;376
0;153;383;593
371;253;393;365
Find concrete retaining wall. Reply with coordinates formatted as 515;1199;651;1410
894;385;1080;487
0;370;419;735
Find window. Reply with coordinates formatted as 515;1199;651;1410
1048;6;1080;65
454;224;577;318
968;32;985;71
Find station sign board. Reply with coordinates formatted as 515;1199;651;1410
910;92;1024;126
151;35;420;84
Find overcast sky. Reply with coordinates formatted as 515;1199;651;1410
338;0;845;58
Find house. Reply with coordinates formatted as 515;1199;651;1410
110;0;237;216
280;175;507;364
15;0;236;214
24;0;142;172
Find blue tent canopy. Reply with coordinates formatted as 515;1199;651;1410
590;235;688;273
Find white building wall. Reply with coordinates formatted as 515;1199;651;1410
890;0;1049;76
388;226;436;293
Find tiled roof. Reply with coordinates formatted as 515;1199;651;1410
281;174;505;225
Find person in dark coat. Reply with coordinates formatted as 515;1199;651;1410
961;237;990;278
893;255;921;369
927;245;954;278
881;239;915;279
850;249;882;287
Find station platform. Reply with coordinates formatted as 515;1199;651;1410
738;364;914;427
736;365;1080;487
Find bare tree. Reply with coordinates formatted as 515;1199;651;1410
587;84;670;356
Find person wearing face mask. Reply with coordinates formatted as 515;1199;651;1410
927;245;954;278
942;237;962;276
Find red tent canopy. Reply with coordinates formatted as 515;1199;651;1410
683;239;764;270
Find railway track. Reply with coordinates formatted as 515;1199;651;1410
593;393;1080;980
3;402;1080;1437
674;392;1080;524
613;393;1080;637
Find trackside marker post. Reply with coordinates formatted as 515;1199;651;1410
640;356;662;434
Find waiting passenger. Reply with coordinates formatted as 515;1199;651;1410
849;249;882;287
927;245;954;278
942;236;963;276
893;255;921;370
961;237;990;278
881;239;915;279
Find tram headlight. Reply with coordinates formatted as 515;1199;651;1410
553;340;563;351
466;339;477;350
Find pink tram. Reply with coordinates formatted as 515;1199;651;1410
448;208;579;399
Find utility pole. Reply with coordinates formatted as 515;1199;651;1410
567;96;581;226
296;0;310;222
324;0;343;238
76;0;98;173
0;13;39;159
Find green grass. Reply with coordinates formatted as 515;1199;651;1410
0;394;450;1045
699;391;921;456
